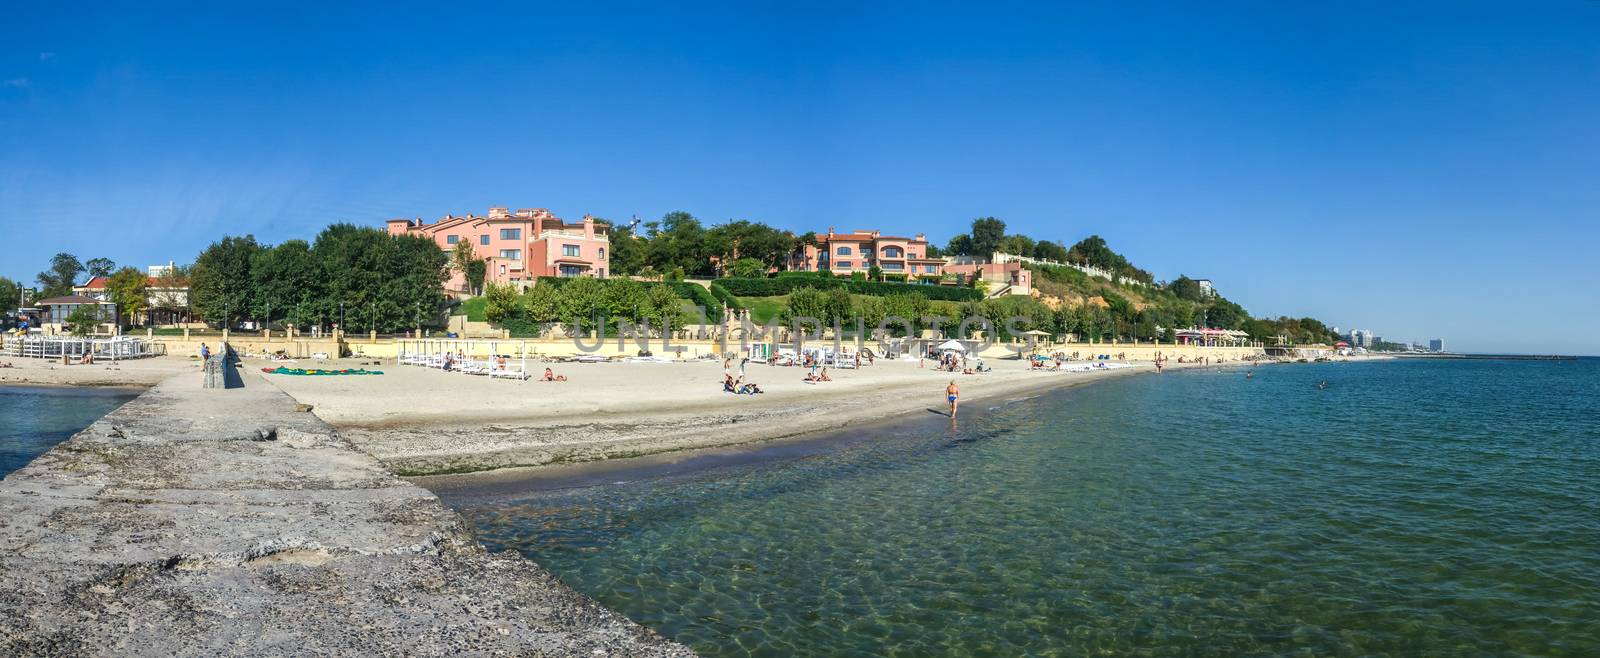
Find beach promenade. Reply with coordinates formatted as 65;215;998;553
0;366;694;656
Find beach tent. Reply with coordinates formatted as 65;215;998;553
937;339;967;352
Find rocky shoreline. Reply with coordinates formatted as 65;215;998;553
0;368;694;657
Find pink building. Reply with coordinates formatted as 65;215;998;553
787;229;945;279
942;259;1033;294
386;207;611;291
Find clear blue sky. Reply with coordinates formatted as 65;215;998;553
3;2;1597;354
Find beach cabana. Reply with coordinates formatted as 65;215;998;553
936;339;967;352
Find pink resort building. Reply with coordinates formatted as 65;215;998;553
386;207;611;292
787;229;945;279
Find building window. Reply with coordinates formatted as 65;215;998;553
562;244;581;257
559;265;584;277
598;247;605;259
882;247;902;258
480;235;489;246
837;261;852;269
446;235;459;245
882;262;903;270
499;249;521;260
836;246;852;256
500;228;521;240
598;268;605;278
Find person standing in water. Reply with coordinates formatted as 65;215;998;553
946;380;960;417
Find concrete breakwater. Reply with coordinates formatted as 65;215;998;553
0;369;694;657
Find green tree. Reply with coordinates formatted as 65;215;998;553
1168;275;1206;302
191;236;263;328
308;224;446;333
605;222;647;277
483;282;519;324
250;240;317;328
36;253;85;299
1032;240;1069;262
882;292;931;335
556;276;608;332
520;282;560;324
641;283;684;328
730;257;767;278
785;287;828;325
64;305;105;336
449;239;480;293
643;211;714;277
969;217;1007;257
85;257;116;280
1135;312;1157;341
867;264;883;281
0;276;20;315
945;234;974;256
105;267;150;327
997;233;1035;256
465;259;487;295
707;220;793;271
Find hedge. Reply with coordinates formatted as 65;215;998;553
669;282;724;323
714;277;981;302
536;276;723;323
707;282;741;309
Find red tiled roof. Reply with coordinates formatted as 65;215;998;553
79;275;161;289
38;295;107;306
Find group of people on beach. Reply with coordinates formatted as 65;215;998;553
929;350;983;375
722;358;763;394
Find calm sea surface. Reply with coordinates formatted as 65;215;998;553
440;359;1600;657
1;385;139;478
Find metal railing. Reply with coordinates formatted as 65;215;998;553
1;335;167;360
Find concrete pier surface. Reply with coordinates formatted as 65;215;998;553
0;369;694;657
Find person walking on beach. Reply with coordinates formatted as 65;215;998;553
946;380;960;418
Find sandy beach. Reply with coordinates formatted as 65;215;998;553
258;353;1214;476
0;354;200;388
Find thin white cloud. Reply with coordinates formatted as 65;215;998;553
39;52;56;62
4;77;29;88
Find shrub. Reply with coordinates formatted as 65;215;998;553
669;282;723;323
708;282;741;309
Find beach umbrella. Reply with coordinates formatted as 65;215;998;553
937;339;967;352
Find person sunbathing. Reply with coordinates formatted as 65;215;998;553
818;368;832;382
543;368;567;382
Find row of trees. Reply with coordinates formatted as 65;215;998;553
482;278;686;335
604;212;817;279
939;217;1156;284
188;224;448;332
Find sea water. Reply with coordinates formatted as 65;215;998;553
441;359;1600;656
1;385;140;478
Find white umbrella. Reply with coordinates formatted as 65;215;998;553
937;339;967;352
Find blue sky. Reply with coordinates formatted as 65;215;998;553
2;2;1597;354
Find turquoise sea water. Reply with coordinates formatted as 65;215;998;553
441;359;1600;656
1;385;139;478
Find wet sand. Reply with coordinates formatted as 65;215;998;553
262;354;1191;476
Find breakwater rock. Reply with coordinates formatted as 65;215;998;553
0;369;694;657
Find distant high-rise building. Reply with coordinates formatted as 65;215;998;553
1196;279;1214;297
1429;339;1443;352
1349;329;1373;348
